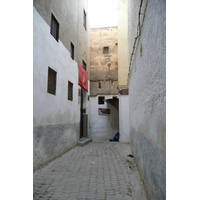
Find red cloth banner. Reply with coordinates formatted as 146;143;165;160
78;61;88;92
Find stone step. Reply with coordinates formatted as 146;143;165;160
78;138;92;147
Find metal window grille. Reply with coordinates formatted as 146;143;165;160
71;42;74;60
83;10;86;30
50;14;59;41
82;60;87;70
103;46;109;54
68;81;73;101
98;96;105;104
47;67;57;95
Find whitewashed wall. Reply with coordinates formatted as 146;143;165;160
128;0;166;199
119;95;130;143
33;7;80;170
89;96;119;140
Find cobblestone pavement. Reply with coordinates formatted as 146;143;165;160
33;140;148;200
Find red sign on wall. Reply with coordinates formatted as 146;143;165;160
78;61;88;92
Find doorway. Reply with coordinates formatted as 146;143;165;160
80;89;83;138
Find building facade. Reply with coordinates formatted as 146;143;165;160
33;0;90;171
128;0;166;199
117;0;130;143
89;27;119;140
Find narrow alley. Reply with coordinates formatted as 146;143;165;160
33;140;148;200
4;0;200;199
33;0;166;199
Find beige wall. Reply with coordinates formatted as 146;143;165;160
117;0;129;90
90;27;118;96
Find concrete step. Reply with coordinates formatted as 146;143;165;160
78;138;92;147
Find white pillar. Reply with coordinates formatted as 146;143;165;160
119;95;130;143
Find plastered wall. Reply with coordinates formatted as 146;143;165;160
119;95;130;143
117;0;129;89
33;0;90;78
89;96;119;139
128;0;166;199
33;0;90;171
117;0;130;144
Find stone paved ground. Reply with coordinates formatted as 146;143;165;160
33;140;148;200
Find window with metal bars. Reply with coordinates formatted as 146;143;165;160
68;81;73;101
83;10;86;30
71;42;74;60
47;67;57;95
103;46;109;54
98;96;105;104
50;14;59;42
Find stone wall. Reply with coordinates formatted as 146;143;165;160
128;0;166;199
90;80;118;96
90;27;118;96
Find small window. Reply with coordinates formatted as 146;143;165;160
83;10;87;30
98;96;105;104
98;108;110;115
71;42;74;60
47;67;57;95
50;14;59;42
103;46;109;54
82;60;87;70
99;82;101;88
68;81;73;101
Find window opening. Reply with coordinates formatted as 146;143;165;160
82;60;87;70
98;96;105;104
83;10;87;30
47;67;57;95
68;81;73;101
71;42;74;60
50;14;59;42
98;108;110;115
103;46;109;54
